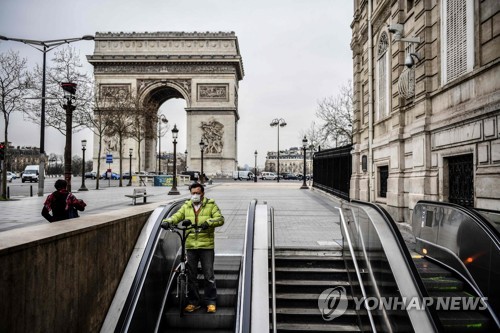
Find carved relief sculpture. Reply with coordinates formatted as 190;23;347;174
197;84;228;101
201;119;224;154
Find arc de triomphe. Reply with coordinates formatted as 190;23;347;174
87;31;244;176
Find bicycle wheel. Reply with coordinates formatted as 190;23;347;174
178;274;187;317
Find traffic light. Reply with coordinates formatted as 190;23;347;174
0;143;5;160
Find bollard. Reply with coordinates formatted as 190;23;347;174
7;186;9;199
30;185;33;197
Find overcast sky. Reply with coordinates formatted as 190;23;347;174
0;0;353;168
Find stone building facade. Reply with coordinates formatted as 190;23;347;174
265;147;313;175
350;0;499;222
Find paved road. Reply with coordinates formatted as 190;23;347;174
0;182;341;253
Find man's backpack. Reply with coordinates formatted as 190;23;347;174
51;191;70;221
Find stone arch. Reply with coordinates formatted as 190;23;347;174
88;32;244;176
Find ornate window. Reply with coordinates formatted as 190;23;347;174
441;0;474;84
376;32;390;120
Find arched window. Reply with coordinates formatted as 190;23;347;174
376;32;390;120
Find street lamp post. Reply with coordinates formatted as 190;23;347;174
168;125;180;195
185;149;188;171
270;118;287;182
127;148;133;186
61;82;77;192
158;114;168;174
79;139;88;191
199;139;206;185
0;34;94;196
254;150;258;183
300;136;309;189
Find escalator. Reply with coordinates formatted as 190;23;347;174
101;199;259;333
340;200;499;332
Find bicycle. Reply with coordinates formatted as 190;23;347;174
161;219;204;317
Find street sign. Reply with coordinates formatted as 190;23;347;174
106;154;113;164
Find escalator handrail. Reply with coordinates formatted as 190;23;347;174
269;207;277;333
235;199;257;333
417;200;500;247
350;199;442;332
337;207;377;332
114;200;185;333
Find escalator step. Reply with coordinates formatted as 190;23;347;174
273;322;362;332
422;276;463;291
438;311;490;332
164;306;235;329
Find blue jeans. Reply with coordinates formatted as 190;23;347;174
186;249;217;306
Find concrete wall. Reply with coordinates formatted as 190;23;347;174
0;204;162;333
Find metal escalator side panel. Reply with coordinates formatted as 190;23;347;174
235;199;257;333
346;200;439;333
412;201;500;316
105;200;185;333
250;203;270;333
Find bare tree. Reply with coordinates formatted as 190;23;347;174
129;95;160;172
315;80;353;147
301;121;329;151
83;84;115;189
0;50;31;199
25;46;93;135
103;88;135;187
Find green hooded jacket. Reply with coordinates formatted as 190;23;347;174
164;197;224;249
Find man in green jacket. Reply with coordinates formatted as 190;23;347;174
162;183;224;313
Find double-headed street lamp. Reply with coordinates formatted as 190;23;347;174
199;139;206;185
300;136;309;189
254;150;258;183
168;125;180;195
158;114;168;174
270;118;287;182
127;148;133;186
79;139;88;191
0;34;94;196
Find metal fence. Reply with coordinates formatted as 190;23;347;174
312;145;352;200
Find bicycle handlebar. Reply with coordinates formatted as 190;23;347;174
161;219;205;233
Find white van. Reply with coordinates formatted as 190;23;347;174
22;165;39;183
233;170;254;181
260;172;278;180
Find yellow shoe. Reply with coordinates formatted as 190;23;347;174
207;304;217;313
184;304;200;312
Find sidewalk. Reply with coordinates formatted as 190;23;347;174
0;182;344;253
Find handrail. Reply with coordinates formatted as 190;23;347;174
235;199;257;333
114;200;185;333
269;207;277;333
337;207;377;332
348;200;440;332
419;200;500;244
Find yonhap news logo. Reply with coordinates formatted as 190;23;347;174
318;286;489;321
318;286;349;321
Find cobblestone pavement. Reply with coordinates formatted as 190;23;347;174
0;181;343;254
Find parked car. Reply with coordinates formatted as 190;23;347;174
281;173;299;180
181;171;200;181
260;172;278;180
7;171;18;180
233;170;254;181
100;171;120;180
5;172;14;182
22;165;39;183
84;171;97;179
122;172;131;179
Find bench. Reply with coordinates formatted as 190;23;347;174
124;188;153;205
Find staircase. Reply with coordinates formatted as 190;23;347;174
269;249;363;333
414;257;492;333
162;255;241;333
